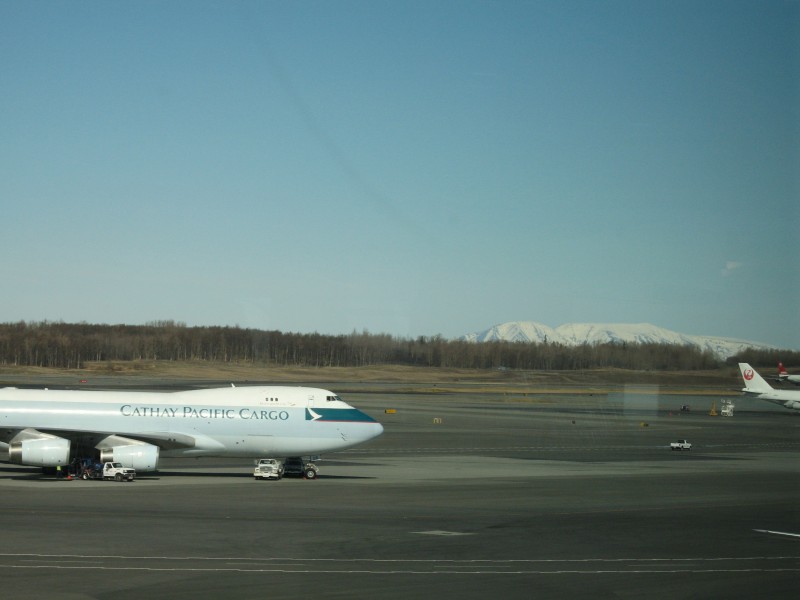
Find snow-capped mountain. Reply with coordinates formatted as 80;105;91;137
461;321;775;360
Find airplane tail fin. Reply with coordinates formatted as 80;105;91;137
739;363;773;393
778;362;788;378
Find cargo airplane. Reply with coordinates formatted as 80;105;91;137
738;363;800;411
0;385;383;471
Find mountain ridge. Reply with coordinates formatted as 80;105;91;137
460;321;776;360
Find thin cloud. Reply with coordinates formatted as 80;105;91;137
722;261;743;277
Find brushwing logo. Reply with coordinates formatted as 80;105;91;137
744;369;755;381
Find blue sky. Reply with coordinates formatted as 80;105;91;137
1;1;798;349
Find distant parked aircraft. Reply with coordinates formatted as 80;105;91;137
776;362;800;385
739;363;800;411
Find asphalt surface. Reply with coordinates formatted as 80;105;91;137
1;391;798;599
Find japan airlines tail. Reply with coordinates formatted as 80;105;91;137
777;362;800;385
739;363;800;411
0;386;383;471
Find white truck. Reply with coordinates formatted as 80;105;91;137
670;439;692;451
101;462;136;481
253;458;284;480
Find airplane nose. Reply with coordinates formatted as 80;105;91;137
343;408;384;443
359;416;383;442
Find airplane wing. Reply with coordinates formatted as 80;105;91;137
1;427;223;452
95;431;227;452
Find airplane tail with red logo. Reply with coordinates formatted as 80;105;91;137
739;363;774;394
778;362;788;378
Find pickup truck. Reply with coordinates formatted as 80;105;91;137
253;458;284;480
101;462;136;481
670;439;692;451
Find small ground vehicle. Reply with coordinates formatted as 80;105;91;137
101;462;136;481
253;458;284;480
282;457;318;479
73;459;134;481
78;462;103;480
80;462;136;481
670;439;692;451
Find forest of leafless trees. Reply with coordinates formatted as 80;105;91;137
0;321;795;371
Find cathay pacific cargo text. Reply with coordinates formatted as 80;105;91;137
119;405;290;420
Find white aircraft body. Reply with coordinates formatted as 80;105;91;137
738;363;800;411
0;386;383;470
777;362;800;385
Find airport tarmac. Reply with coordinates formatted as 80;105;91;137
0;390;798;599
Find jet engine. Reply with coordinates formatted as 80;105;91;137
9;437;70;466
100;443;159;471
786;401;800;411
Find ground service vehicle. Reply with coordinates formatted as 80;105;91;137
76;460;135;481
282;457;318;479
253;458;284;480
670;439;692;451
102;462;136;481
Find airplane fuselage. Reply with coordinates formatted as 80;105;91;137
741;388;800;410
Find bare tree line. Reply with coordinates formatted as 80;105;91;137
0;321;795;371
